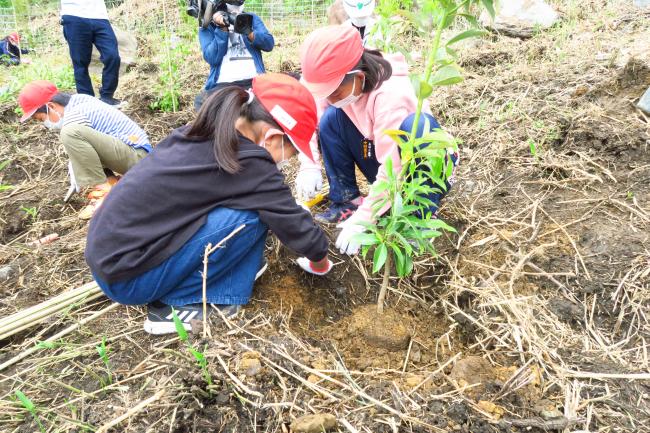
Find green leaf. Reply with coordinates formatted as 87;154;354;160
458;13;479;27
447;29;487;46
409;73;433;100
371;180;390;196
481;0;496;19
0;184;13;192
430;65;464;87
171;309;188;342
189;347;205;363
445;45;459;59
15;390;35;412
354;232;380;246
390;244;406;276
372;244;388;274
0;160;10;171
404;254;413;275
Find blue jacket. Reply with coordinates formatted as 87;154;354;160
0;38;29;65
199;13;274;90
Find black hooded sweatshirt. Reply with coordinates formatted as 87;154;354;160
85;126;329;284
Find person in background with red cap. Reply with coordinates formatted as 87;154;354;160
85;73;333;335
297;25;458;255
18;80;151;219
1;32;30;66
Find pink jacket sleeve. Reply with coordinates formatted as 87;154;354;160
350;92;410;225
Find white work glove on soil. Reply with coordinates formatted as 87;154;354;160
68;160;80;193
335;218;365;256
295;166;322;200
296;257;333;276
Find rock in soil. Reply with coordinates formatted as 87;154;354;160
637;86;650;114
533;399;563;420
0;265;16;282
290;413;337;433
450;356;493;389
239;351;263;377
346;305;411;351
480;0;559;38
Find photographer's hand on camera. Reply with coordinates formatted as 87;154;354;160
234;20;253;38
212;11;229;30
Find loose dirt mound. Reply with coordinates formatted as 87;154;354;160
1;1;649;432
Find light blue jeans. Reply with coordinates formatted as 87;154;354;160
94;207;268;306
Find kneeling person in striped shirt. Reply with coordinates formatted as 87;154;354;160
18;80;151;220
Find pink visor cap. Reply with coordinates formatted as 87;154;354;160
299;25;364;100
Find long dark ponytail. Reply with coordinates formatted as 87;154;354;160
356;49;393;93
185;86;280;174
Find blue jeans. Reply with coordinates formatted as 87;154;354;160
61;15;121;98
319;107;456;213
94;207;268;306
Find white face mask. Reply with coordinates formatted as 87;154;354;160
260;130;289;170
351;16;371;27
44;105;64;130
276;136;290;171
226;3;244;14
331;72;365;109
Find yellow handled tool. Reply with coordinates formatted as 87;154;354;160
303;185;329;209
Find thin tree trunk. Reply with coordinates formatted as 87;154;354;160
377;252;391;314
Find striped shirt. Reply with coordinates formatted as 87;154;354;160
63;95;152;152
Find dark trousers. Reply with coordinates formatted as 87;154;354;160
93;207;268;306
61;15;120;98
319;107;457;215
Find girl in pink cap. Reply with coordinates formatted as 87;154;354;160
298;25;458;255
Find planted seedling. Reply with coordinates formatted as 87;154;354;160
172;309;214;389
356;0;495;313
20;205;38;222
15;390;45;432
0;159;12;192
96;336;113;385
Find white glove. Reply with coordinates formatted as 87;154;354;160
335;219;365;255
296;257;333;275
68;160;80;193
295;166;323;200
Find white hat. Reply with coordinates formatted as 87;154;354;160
342;0;375;19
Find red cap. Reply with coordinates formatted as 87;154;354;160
9;32;20;43
252;73;318;162
18;80;58;122
300;25;364;99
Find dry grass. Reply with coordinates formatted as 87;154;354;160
0;0;649;431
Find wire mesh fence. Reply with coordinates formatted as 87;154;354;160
0;0;334;39
0;7;16;33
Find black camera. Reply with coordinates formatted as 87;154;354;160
187;0;252;34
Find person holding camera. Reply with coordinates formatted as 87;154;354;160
195;0;274;110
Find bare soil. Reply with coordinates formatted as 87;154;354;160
1;1;649;432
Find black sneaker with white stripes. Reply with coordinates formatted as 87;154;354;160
143;259;268;335
143;301;202;335
143;302;241;335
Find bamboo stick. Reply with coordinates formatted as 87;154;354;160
0;282;102;340
0;291;104;340
0;302;119;372
0;282;100;328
